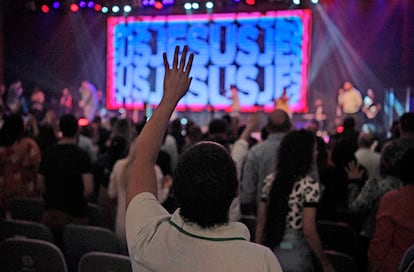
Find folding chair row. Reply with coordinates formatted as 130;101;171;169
0;237;132;272
9;197;105;227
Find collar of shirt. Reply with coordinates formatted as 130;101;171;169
169;209;250;242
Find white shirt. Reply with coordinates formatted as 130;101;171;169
126;192;282;272
355;148;381;179
338;88;363;114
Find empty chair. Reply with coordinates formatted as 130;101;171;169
317;220;358;258
0;218;54;243
86;202;105;227
0;237;68;272
325;250;357;272
78;251;132;272
399;244;414;272
63;224;121;272
10;197;44;222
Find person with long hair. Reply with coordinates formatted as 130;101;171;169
256;129;335;272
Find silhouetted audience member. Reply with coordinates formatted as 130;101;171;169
368;147;414;272
380;112;414;179
355;132;381;180
240;109;292;215
38;114;94;246
0;114;41;212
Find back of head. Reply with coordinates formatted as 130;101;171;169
263;129;315;248
59;114;78;138
0;114;24;146
400;112;414;134
343;116;356;131
208;118;227;135
358;132;375;148
266;109;291;134
173;141;238;228
400;147;414;185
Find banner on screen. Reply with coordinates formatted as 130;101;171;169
107;10;312;112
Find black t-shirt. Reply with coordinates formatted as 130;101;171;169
40;143;91;217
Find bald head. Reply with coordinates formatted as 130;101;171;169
267;109;291;133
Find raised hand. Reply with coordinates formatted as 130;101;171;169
162;45;194;105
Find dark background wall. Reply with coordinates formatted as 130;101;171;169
2;0;414;117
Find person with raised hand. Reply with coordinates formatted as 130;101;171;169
125;45;282;272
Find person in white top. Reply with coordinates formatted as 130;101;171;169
337;81;363;128
125;45;282;272
354;132;381;180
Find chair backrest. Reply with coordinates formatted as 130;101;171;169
325;250;357;272
317;220;358;257
86;202;105;227
0;237;68;272
10;197;44;222
78;251;132;272
0;219;54;243
63;224;121;272
399;244;414;272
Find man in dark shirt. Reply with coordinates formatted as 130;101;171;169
37;114;93;245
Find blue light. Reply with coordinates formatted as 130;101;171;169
101;6;109;13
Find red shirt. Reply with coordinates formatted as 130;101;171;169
368;185;414;272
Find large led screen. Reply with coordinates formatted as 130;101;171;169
107;10;312;112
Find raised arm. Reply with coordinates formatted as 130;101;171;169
126;45;194;207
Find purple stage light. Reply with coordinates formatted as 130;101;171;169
87;1;95;8
52;1;60;9
79;1;86;8
163;0;174;5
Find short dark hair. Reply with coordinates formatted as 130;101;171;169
400;148;414;185
266;109;291;133
173;141;238;228
59;114;78;137
400;112;414;133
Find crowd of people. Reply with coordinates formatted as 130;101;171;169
1;46;414;272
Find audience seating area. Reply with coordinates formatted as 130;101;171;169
0;237;68;272
0;197;130;272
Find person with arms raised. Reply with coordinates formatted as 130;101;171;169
125;45;282;272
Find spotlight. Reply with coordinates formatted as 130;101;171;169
163;0;175;5
101;6;109;13
154;1;163;9
70;3;79;12
124;5;132;12
311;0;318;3
191;2;199;9
41;4;50;13
79;1;86;8
184;2;192;9
52;1;60;9
87;1;95;8
292;0;300;4
205;1;214;8
94;3;102;11
246;0;255;5
112;5;120;12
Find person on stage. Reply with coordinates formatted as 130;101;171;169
361;88;383;137
229;84;240;118
337;81;363;128
78;80;98;121
274;87;290;117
